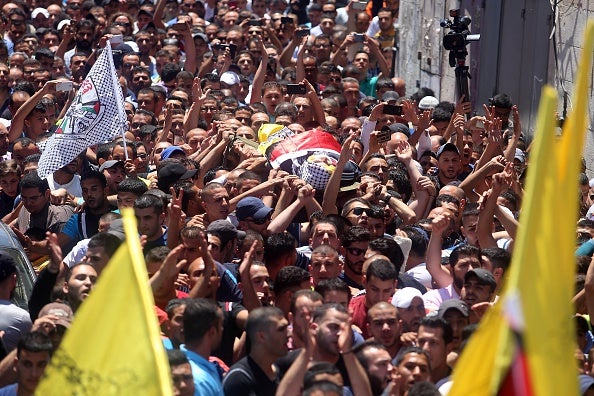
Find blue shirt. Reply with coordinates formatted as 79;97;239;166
0;383;17;396
181;345;223;396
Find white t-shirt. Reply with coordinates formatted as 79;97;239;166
45;174;82;197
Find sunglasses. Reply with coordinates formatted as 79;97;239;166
246;216;271;225
346;247;366;256
350;207;383;217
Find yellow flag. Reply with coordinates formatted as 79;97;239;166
449;20;594;396
36;209;173;396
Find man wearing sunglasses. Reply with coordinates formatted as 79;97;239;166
236;196;274;235
342;198;387;239
339;226;372;295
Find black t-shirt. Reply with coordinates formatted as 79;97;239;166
222;355;279;396
275;349;352;387
0;191;15;219
213;301;246;366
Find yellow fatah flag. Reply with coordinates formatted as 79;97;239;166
449;20;594;396
35;209;173;396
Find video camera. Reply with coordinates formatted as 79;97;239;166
440;0;480;102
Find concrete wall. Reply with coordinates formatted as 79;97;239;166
555;1;594;174
397;0;593;170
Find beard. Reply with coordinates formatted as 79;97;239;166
76;39;92;51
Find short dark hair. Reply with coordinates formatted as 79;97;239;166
245;306;284;346
87;233;122;257
315;278;351;303
264;233;296;263
402;226;429;259
166;348;189;367
480;247;511;272
290;289;323;315
365;258;398;281
165;298;186;319
341;226;371;247
303;363;341;391
81;170;107;188
430;107;452;123
449;244;481;267
491;93;512;109
419;316;453;345
273;266;310;296
312;302;347;323
134;193;164;214
368;237;405;271
20;171;49;193
183;298;222;345
117;177;149;196
17;331;53;358
394;346;431;367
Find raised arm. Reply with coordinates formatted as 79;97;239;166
149;245;187;308
267;184;315;234
184;77;206;131
303;79;325;126
9;80;58;142
180;21;196;74
366;36;390;77
152;0;167;30
426;214;454;288
249;37;269;104
503;105;521;163
323;134;355;215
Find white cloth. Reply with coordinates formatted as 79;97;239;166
62;238;89;268
45;174;82;197
405;262;433;289
0;300;32;352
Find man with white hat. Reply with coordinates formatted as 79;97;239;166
220;71;241;100
392;287;426;333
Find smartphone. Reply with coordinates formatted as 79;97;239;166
353;1;367;10
377;129;391;143
172;22;187;31
248;19;263;26
286;83;307;95
281;16;294;24
353;33;365;43
383;104;403;116
109;34;123;45
56;81;73;92
296;28;310;38
227;43;238;59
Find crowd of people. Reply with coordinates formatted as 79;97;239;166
0;0;592;395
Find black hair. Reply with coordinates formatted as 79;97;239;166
81;170;107;188
365;258;398;281
449;244;481;267
134;193;165;214
315;278;352;303
419;316;453;344
183;298;221;345
491;93;512;109
17;331;53;358
480;247;511;272
166;348;189;367
273;266;310;296
402;226;429;259
87;233;122;258
341;226;371;247
20;171;49;192
264;232;297;263
117;176;149;196
368;237;405;272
